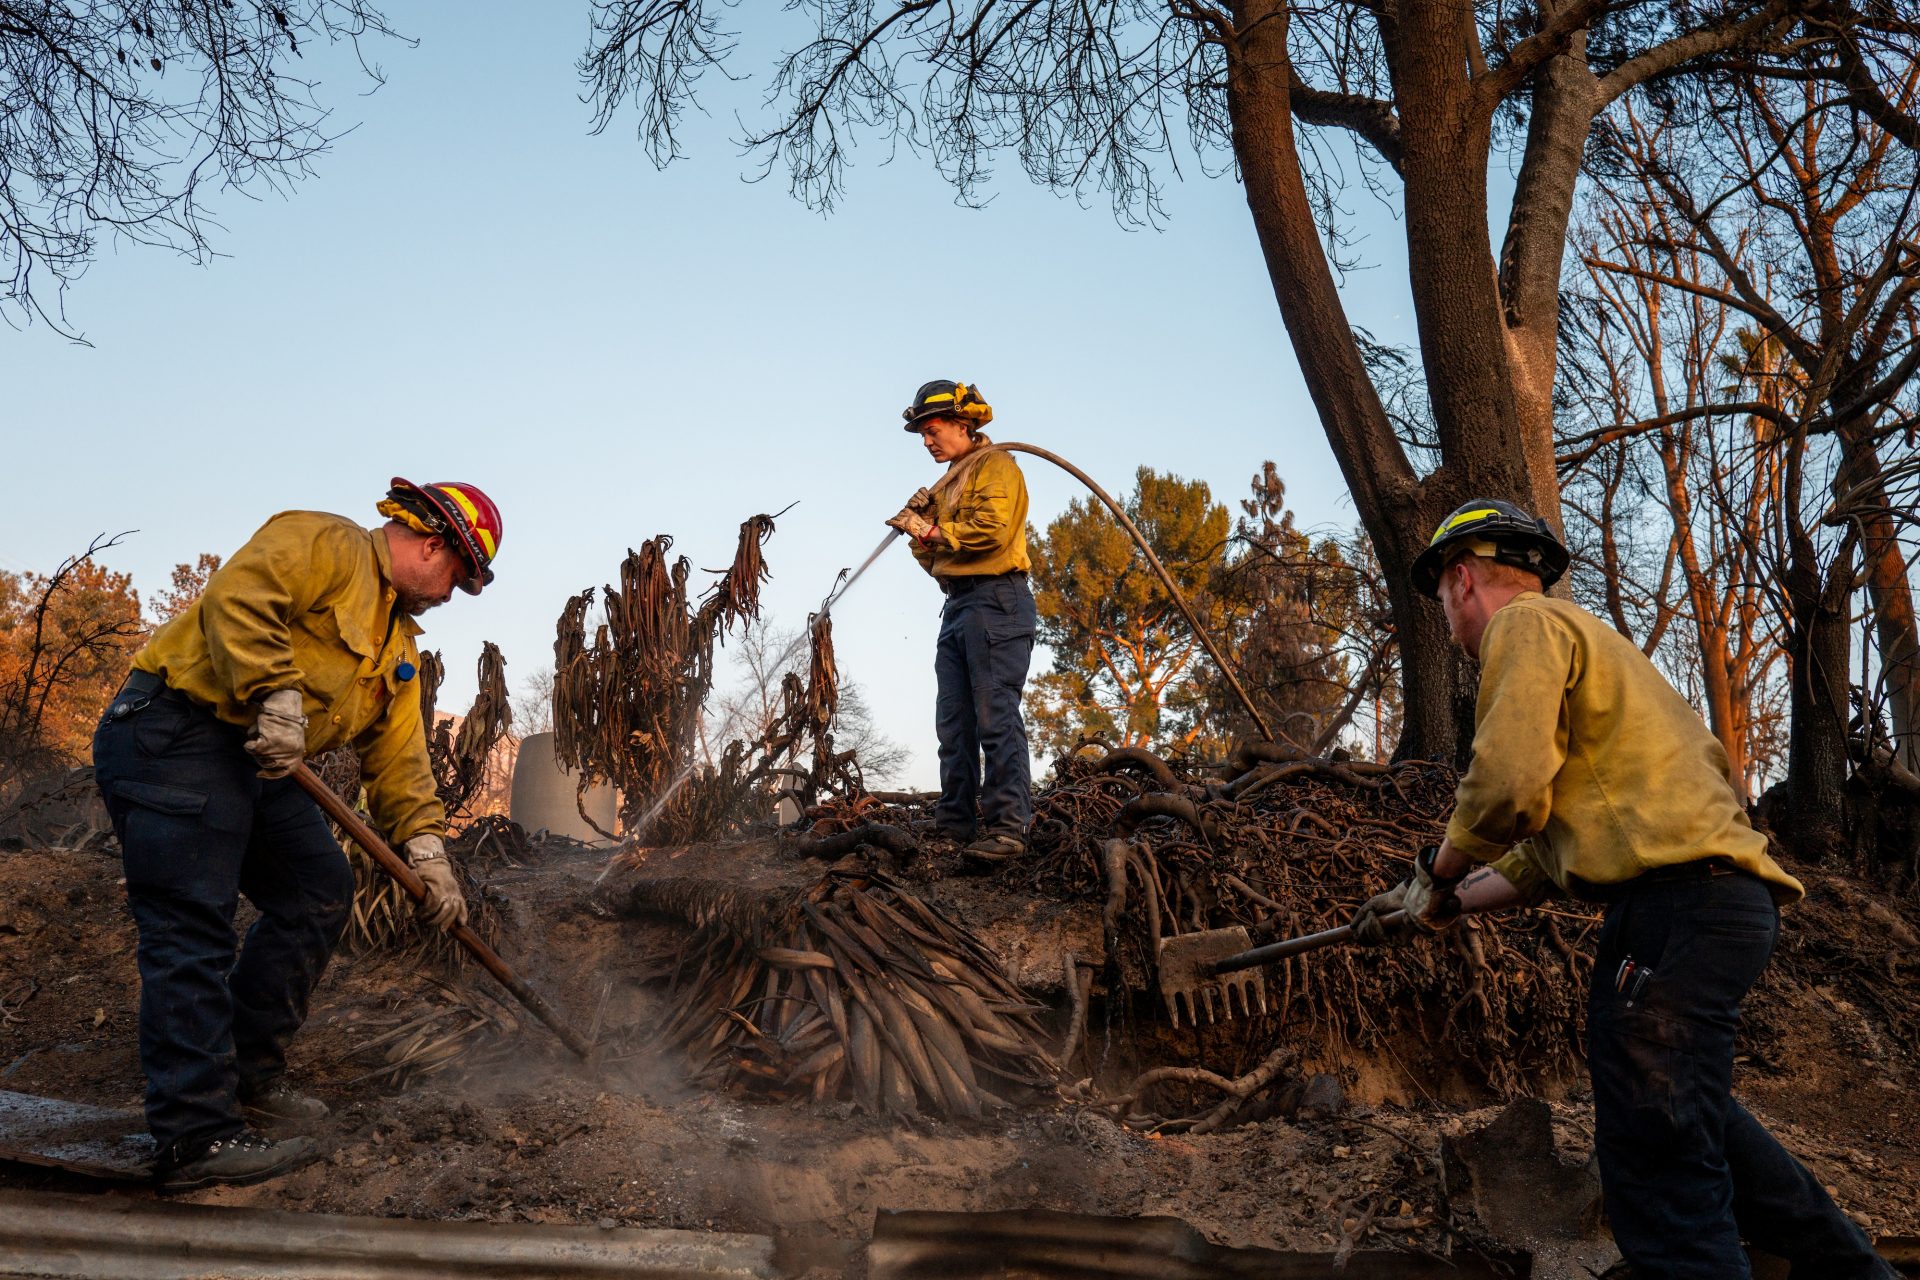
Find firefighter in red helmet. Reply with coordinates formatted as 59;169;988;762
92;480;502;1191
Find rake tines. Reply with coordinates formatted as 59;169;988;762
1156;928;1270;1029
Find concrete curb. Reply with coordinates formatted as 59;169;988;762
0;1189;781;1279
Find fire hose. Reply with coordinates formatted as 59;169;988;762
861;441;1277;744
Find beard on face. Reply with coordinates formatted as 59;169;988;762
397;588;446;616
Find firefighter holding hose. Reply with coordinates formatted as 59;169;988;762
91;479;501;1191
886;380;1037;866
1350;499;1892;1278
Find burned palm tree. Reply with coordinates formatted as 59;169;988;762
335;643;511;958
552;515;852;843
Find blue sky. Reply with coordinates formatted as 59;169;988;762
3;3;1421;788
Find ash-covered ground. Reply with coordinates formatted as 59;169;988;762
1;762;1916;1276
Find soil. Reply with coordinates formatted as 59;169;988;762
1;834;1916;1277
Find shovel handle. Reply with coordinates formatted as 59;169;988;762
1208;910;1409;976
290;763;594;1059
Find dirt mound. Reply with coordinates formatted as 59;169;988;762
3;824;1916;1274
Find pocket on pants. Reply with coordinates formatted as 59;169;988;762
1593;1004;1701;1147
132;698;194;758
114;779;210;818
112;772;252;838
115;780;223;896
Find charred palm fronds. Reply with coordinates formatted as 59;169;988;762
421;643;513;821
332;644;511;958
552;518;783;842
452;812;537;872
743;610;861;814
310;745;362;804
326;982;521;1091
627;868;1060;1118
450;643;512;808
342;835;502;965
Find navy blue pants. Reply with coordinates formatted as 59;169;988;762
933;573;1036;840
92;678;352;1160
1589;869;1892;1278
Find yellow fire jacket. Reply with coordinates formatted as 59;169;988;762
1449;593;1802;904
909;445;1031;580
133;511;446;845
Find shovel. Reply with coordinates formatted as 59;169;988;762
1155;910;1408;1028
291;763;594;1059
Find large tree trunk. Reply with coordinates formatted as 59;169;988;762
1386;1;1552;522
1778;539;1855;861
1864;509;1920;772
1223;1;1464;761
1835;431;1920;772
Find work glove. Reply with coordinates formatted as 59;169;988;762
406;835;468;930
243;689;308;779
1350;882;1410;947
1401;845;1464;932
905;486;936;516
885;508;938;542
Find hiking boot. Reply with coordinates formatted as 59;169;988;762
155;1129;320;1192
239;1077;330;1130
962;833;1027;868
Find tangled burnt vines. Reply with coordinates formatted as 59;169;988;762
1081;746;1590;1095
624;866;1059;1117
551;516;859;844
838;744;1597;1101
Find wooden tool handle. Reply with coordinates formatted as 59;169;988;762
291;764;593;1059
1208;910;1410;976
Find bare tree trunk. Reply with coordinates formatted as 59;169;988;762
1836;435;1920;772
1780;540;1855;861
1659;436;1751;803
1386;2;1537;511
1865;512;1920;772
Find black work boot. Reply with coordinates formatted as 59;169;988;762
239;1078;330;1130
155;1129;320;1192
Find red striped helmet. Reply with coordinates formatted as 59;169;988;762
386;478;503;595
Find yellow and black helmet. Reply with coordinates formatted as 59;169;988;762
1411;498;1569;599
902;379;993;431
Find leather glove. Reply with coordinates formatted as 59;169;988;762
407;835;468;930
243;689;308;779
885;508;937;541
1350;882;1410;947
1402;845;1464;932
905;486;936;516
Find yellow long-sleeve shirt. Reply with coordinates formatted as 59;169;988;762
909;446;1031;580
133;511;446;845
1449;593;1801;904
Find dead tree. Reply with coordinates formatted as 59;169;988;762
1569;58;1920;860
0;532;143;799
552;517;783;841
1561;145;1793;805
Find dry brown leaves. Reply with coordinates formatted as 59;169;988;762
552;517;859;844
